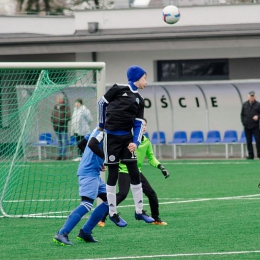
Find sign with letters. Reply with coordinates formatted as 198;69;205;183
141;82;260;143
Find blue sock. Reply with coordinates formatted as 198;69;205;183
82;202;108;234
59;201;93;235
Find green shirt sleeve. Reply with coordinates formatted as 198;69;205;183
145;137;161;169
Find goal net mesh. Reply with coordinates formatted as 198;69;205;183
0;65;104;218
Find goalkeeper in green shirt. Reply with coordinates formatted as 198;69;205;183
98;118;170;227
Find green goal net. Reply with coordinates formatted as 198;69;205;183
0;62;106;218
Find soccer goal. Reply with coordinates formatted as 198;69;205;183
0;62;106;218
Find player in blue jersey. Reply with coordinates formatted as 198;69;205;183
53;127;120;246
98;65;154;227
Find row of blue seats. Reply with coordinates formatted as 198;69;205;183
38;130;252;146
35;130;250;160
35;132;78;146
33;132;78;160
148;130;253;145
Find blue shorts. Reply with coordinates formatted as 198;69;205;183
78;176;106;200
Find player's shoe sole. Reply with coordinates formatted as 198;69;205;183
151;221;168;226
72;157;81;162
98;221;105;228
53;233;73;246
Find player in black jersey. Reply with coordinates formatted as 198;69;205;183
98;65;154;227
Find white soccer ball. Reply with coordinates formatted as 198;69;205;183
162;5;180;25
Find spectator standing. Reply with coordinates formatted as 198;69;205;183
71;98;93;162
51;93;71;160
241;91;260;159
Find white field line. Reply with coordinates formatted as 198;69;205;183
2;160;252;168
64;250;260;260
2;197;182;203
143;161;253;165
3;194;260;205
118;194;260;208
1;194;259;218
3;198;79;203
2;194;259;218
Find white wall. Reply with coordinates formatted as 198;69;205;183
74;5;260;30
0;16;74;35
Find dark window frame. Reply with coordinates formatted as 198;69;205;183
157;59;229;81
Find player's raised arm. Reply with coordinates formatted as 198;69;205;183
132;118;144;148
98;97;108;130
88;131;104;159
98;84;119;130
77;133;91;153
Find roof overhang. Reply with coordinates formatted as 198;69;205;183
0;23;260;55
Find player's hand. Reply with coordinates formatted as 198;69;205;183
128;142;137;153
101;165;106;172
158;164;170;179
253;115;259;121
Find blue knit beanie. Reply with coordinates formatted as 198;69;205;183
127;65;146;82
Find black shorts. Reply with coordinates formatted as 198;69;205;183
103;132;137;165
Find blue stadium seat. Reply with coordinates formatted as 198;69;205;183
34;132;54;160
221;130;238;143
151;131;166;159
204;130;221;143
237;131;246;143
188;131;204;143
68;136;78;146
168;131;187;144
151;131;166;144
237;131;246;158
168;131;187;159
221;130;238;159
38;132;53;144
143;132;149;139
237;131;255;143
237;131;255;158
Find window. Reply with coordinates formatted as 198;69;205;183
157;61;178;81
157;59;229;81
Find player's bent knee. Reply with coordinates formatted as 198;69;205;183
130;179;141;185
81;196;94;203
98;193;107;202
117;193;127;202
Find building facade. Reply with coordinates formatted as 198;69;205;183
1;5;260;157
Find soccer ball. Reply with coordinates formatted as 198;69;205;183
162;5;180;25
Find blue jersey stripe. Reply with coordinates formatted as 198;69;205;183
103;132;108;164
133;118;143;146
98;97;108;128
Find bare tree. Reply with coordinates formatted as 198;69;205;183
0;0;17;15
16;0;101;15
